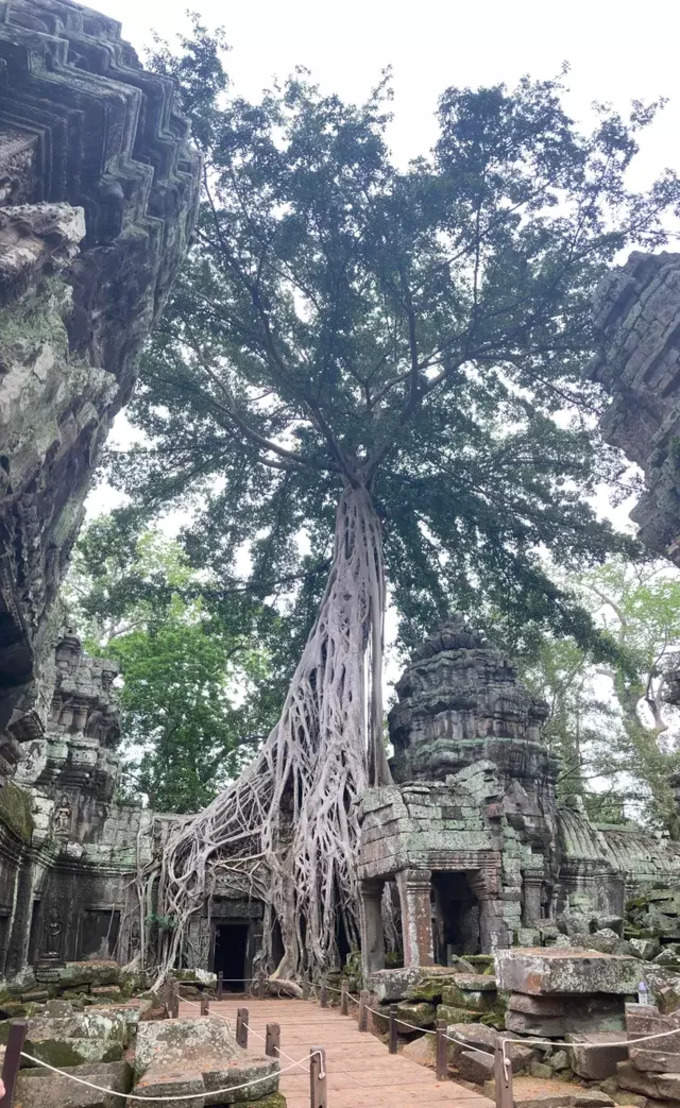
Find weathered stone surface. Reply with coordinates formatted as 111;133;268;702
589;252;680;569
393;1000;435;1028
567;1032;628;1080
456;1047;494;1083
0;0;200;761
495;948;640;996
14;1060;132;1108
484;1075;615;1106
134;1016;279;1103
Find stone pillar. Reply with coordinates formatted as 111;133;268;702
478;898;509;952
397;869;433;967
359;879;385;975
522;866;544;927
469;865;509;953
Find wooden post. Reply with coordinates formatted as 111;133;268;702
494;1040;513;1108
340;980;349;1016
200;994;209;1016
265;1022;280;1058
258;973;266;1000
319;983;328;1008
436;1020;448;1081
310;1046;327;1108
389;1005;398;1054
168;978;179;1019
358;989;369;1032
302;980;311;1001
0;1019;27;1108
236;1007;248;1048
217;972;223;1000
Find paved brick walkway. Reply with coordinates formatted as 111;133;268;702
179;995;494;1108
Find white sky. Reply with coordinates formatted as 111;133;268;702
97;0;680;188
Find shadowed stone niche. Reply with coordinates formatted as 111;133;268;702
0;0;201;783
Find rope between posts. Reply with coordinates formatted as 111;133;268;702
177;984;303;1069
502;1022;680;1063
300;977;495;1057
18;1048;318;1101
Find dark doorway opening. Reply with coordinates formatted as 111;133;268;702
431;871;480;962
213;924;249;990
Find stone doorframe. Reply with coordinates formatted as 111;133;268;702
359;853;505;975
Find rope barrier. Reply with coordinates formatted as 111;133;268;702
18;1049;317;1102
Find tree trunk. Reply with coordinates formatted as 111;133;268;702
150;483;391;980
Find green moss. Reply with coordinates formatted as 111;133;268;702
242;1095;286;1108
479;1000;508;1029
0;781;34;843
0;276;70;360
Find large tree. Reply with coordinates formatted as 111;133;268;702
111;29;680;976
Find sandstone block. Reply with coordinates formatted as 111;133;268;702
14;1060;132;1108
567;1032;628;1080
456;1047;494;1083
631;1046;680;1072
495;947;640;996
394;1000;436;1028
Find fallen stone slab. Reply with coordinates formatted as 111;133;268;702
631;1042;680;1072
456;1047;494;1083
617;1058;663;1097
483;1074;615;1106
369;963;474;1003
566;1031;628;1080
394;1000;435;1028
1;1008;130;1047
53;963;121;990
13;1060;132;1108
495;948;640;996
135;1017;279;1103
17;1033;124;1068
132;1069;205;1108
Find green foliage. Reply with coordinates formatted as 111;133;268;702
104;36;680;658
521;558;680;832
65;515;279;812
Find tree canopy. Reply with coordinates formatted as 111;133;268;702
521;558;680;833
108;32;680;656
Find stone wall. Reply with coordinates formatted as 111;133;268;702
589;251;680;566
0;0;201;783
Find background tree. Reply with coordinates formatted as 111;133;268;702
107;25;680;976
521;558;680;833
65;515;278;812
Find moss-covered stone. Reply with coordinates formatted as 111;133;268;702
242;1094;287;1108
436;1003;479;1024
394;1001;436;1028
0;781;34;842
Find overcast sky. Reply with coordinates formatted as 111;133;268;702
97;0;680;187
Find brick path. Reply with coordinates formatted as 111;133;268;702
179;995;494;1108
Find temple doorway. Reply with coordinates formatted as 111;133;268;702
431;871;480;961
213;923;249;990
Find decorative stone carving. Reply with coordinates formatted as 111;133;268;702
389;616;553;787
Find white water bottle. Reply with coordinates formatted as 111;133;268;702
638;980;649;1006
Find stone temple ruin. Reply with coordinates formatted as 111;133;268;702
357;620;680;976
4;2;680;1106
